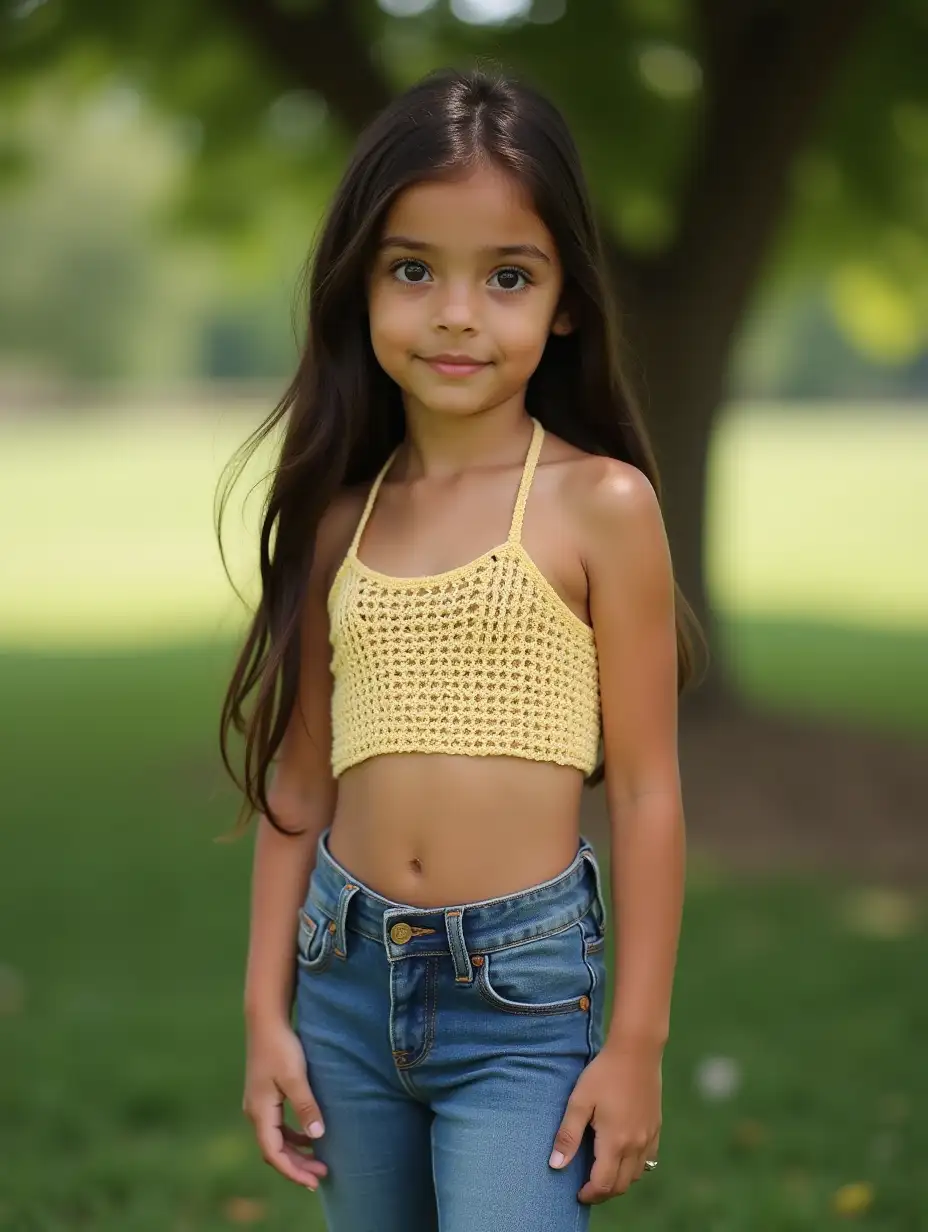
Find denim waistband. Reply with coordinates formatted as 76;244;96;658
308;827;608;964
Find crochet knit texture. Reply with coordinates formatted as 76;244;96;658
327;416;601;778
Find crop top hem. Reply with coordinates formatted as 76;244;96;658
332;742;599;780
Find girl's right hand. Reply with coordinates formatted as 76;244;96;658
243;1017;330;1191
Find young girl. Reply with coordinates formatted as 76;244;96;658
218;67;698;1232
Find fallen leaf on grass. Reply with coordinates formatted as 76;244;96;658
877;1092;909;1123
840;888;920;938
0;965;25;1016
832;1182;875;1217
782;1169;812;1197
731;1118;766;1150
222;1197;268;1224
869;1128;900;1164
204;1131;252;1169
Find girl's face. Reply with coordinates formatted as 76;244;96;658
367;162;571;421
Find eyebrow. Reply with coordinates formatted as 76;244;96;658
379;237;552;264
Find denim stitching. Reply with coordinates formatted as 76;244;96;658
296;917;334;974
475;922;590;1016
582;954;597;1060
475;965;586;1016
345;900;600;955
397;957;439;1070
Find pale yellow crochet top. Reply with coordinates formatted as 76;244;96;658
327;416;601;778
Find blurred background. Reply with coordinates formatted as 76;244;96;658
0;0;925;1228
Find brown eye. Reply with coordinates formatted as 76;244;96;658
394;260;431;284
489;267;529;292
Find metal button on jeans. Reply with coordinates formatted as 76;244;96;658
390;922;413;944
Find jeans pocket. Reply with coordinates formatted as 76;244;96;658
475;924;593;1016
296;899;335;974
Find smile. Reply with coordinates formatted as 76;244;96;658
419;355;491;377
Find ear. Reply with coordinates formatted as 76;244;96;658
550;305;574;336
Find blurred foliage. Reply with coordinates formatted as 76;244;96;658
1;0;927;383
0;64;330;382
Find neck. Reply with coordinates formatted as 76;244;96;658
393;406;535;481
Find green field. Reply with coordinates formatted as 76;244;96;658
0;403;926;651
0;405;926;1229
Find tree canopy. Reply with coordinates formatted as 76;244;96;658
3;0;926;358
4;0;926;679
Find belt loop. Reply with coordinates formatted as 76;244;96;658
580;838;608;934
334;882;360;959
445;908;472;982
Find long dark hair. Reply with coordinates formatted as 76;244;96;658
216;66;705;834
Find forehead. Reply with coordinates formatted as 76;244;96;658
380;162;554;252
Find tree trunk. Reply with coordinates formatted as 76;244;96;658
616;255;733;707
610;0;877;705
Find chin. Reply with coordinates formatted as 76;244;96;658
397;381;490;413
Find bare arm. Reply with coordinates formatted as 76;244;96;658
586;461;685;1052
549;458;684;1203
241;511;341;1189
243;532;338;1029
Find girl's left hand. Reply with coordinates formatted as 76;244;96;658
549;1041;662;1204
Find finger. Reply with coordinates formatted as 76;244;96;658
614;1147;645;1194
280;1124;330;1174
549;1096;594;1169
578;1145;622;1205
281;1073;326;1140
250;1099;326;1190
279;1141;329;1182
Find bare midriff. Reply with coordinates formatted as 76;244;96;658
326;753;586;907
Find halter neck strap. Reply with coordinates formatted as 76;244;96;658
346;445;399;559
507;416;544;545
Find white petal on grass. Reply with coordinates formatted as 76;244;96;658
694;1055;741;1101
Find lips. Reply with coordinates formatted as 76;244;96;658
420;354;490;377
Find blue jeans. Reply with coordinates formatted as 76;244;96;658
295;827;609;1232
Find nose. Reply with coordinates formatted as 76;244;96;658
433;280;478;334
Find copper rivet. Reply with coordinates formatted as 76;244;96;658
471;955;484;966
579;995;590;1011
328;921;336;933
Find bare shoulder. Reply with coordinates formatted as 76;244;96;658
541;430;663;562
576;454;661;539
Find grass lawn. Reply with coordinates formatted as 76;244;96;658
0;402;926;651
0;404;925;1228
0;642;925;1229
